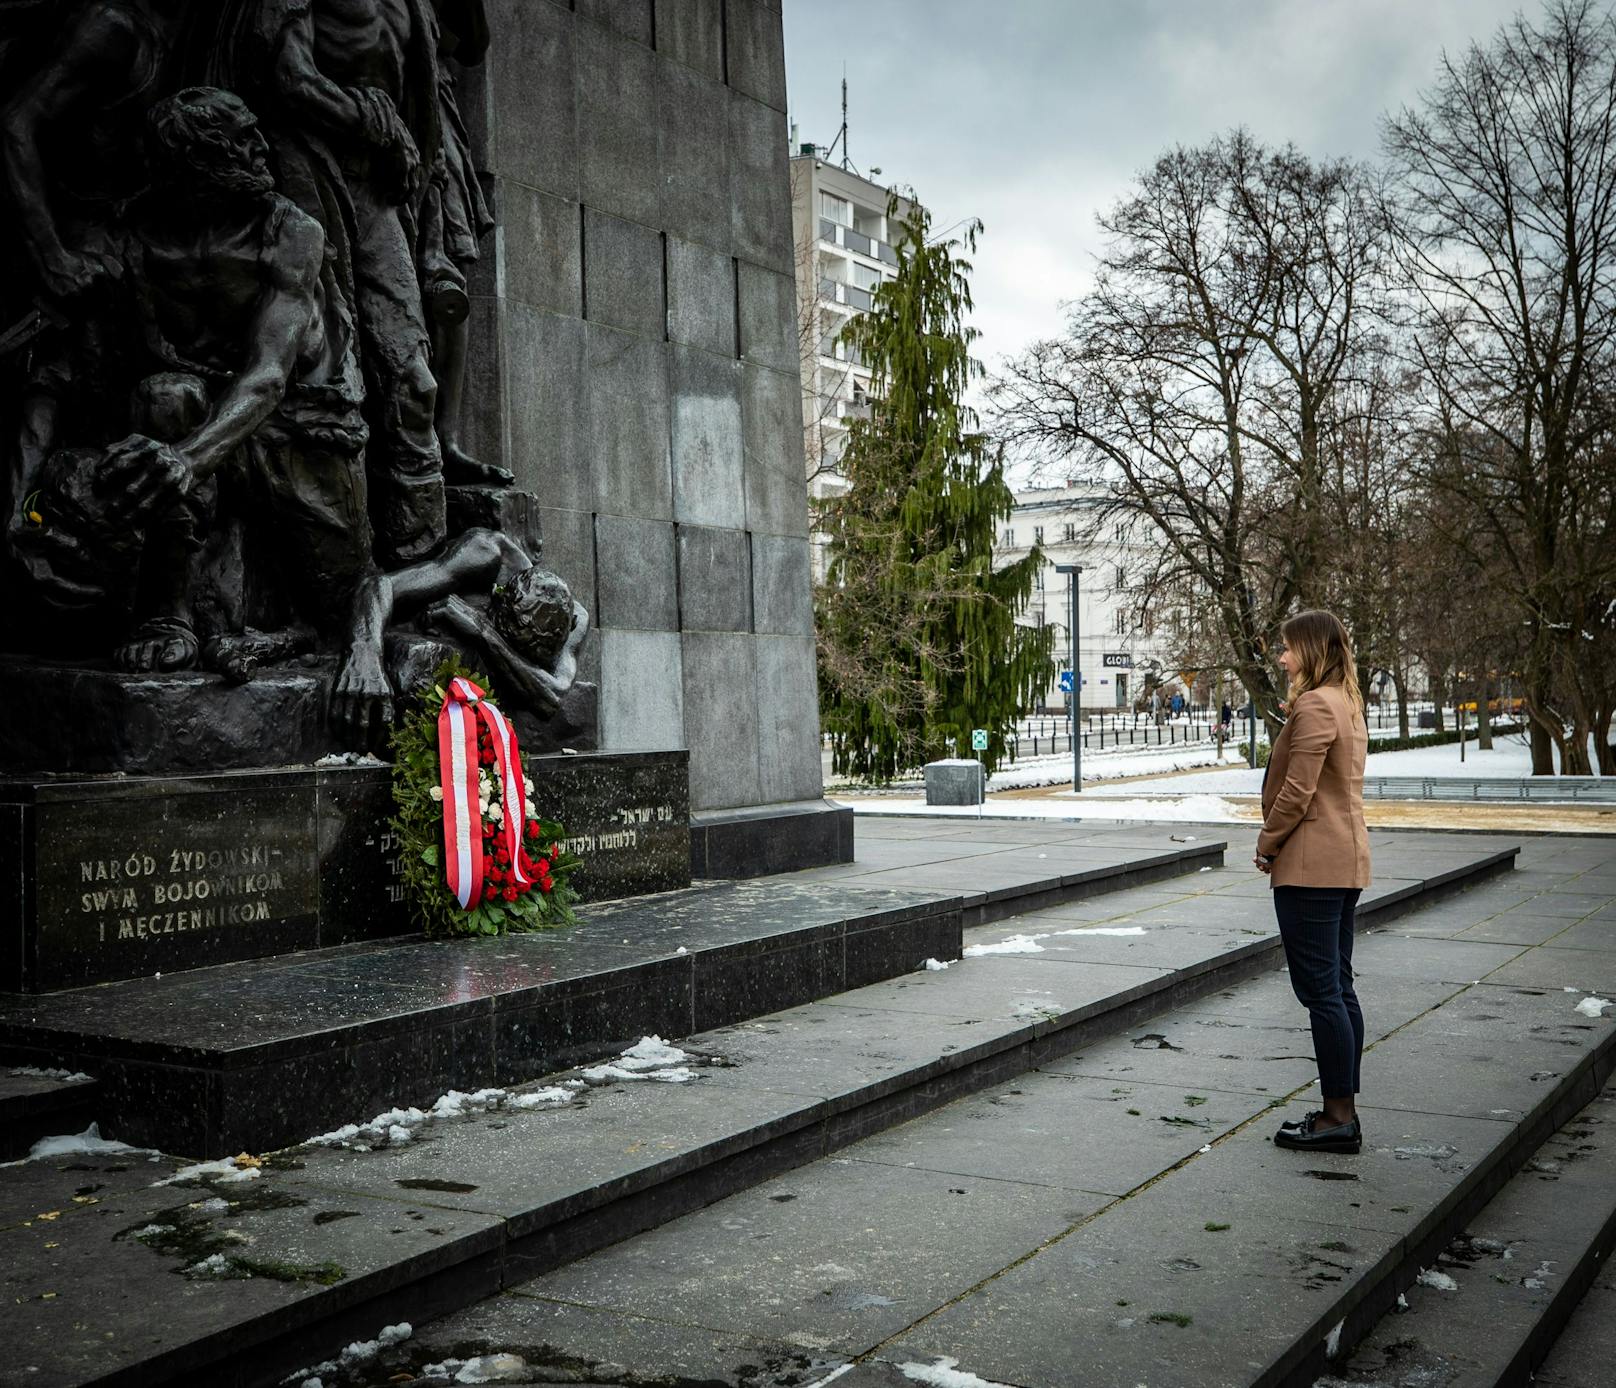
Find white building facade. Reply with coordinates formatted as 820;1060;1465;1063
788;152;914;573
1003;484;1174;713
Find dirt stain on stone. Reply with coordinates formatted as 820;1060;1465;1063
395;1178;479;1193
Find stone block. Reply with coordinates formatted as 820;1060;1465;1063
586;323;672;517
576;19;658;225
654;0;723;80
681;631;761;810
670;345;744;529
925;759;985;806
667;236;736;357
724;0;787;111
488;0;577;200
755;635;822;803
583;207;664;337
501;181;582;316
742;362;808;535
729;91;791;273
676;524;750;632
577;0;652;44
460;293;508;471
600;630;685;752
594;514;677;632
506;304;591;512
535;505;599;685
657;60;733;253
751;533;812;635
736;259;798;374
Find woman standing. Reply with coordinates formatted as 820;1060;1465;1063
1253;611;1373;1154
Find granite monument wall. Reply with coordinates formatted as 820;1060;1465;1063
455;0;821;815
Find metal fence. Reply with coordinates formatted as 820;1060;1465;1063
1363;776;1616;802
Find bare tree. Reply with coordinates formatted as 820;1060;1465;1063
1383;0;1616;773
993;132;1393;737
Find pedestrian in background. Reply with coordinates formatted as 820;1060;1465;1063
1253;610;1373;1154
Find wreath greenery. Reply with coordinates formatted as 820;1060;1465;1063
390;658;580;937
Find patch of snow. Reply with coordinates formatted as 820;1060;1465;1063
804;1368;857;1388
340;1322;412;1365
919;958;951;971
898;1357;1017;1388
1574;996;1612;1018
508;1086;575;1109
184;1253;234;1279
7;1066;92;1083
314;752;386;766
581;1035;697;1084
132;1223;174;1240
454;1354;529;1383
1053;925;1146;937
1417;1268;1458;1292
1324;1319;1344;1358
963;934;1045;957
194;1197;229;1214
158;1158;261;1186
5;1123;148;1165
1199;866;1212;872
675;946;688;955
1397;1292;1409;1310
838;794;1252;825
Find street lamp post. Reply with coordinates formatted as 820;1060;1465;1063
1056;564;1083;792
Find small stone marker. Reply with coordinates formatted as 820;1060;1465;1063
925;758;985;806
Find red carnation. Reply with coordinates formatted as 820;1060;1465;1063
502;884;517;901
526;820;539;838
548;844;560;861
495;846;510;864
480;748;495;766
482;880;497;900
539;877;553;893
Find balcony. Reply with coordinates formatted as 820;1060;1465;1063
817;279;873;313
818;219;900;268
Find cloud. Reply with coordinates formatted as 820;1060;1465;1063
783;0;1527;373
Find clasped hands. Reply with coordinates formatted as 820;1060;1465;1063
101;432;194;518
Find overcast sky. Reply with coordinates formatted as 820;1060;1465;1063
782;0;1532;378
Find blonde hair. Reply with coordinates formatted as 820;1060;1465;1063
1280;610;1364;714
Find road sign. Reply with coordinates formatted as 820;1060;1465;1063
970;729;988;751
1058;671;1074;692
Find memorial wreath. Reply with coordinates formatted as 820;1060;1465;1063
391;660;580;937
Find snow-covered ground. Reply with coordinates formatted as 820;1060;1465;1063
1082;730;1604;798
983;743;1248;791
838;794;1254;824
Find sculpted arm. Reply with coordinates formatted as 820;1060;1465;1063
0;9;135;297
1255;692;1335;859
104;211;324;512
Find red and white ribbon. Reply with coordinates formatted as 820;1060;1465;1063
437;677;534;909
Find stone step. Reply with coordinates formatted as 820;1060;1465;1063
0;830;1520;1387
0;1066;99;1161
1534;1239;1616;1387
1319;1079;1616;1387
0;837;1225;1157
370;843;1614;1388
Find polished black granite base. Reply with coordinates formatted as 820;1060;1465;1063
1;752;689;992
689;798;855;878
0;879;964;1157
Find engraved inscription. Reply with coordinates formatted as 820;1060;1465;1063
76;840;294;945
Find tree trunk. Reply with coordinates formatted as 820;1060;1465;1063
1564;719;1594;776
1595;705;1616;775
1476;677;1493;751
1524;666;1558;775
1394;668;1410;739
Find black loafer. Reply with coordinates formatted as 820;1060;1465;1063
1274;1113;1361;1154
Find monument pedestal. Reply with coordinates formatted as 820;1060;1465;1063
1;752;689;993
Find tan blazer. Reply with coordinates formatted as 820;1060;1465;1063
1257;684;1372;889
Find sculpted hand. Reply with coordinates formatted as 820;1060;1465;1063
38;246;119;301
101;434;192;518
333;647;395;747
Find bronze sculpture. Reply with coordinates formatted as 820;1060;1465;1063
0;0;593;767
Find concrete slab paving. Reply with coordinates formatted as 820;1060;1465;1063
1040;1013;1325;1096
508;1155;1105;1358
1535;1270;1616;1388
842;1071;1272;1199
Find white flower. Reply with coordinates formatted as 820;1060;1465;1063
524;801;536;819
489;803;503;821
523;777;534;795
428;786;443;802
478;798;489;815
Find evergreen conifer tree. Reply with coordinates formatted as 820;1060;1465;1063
815;200;1053;781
